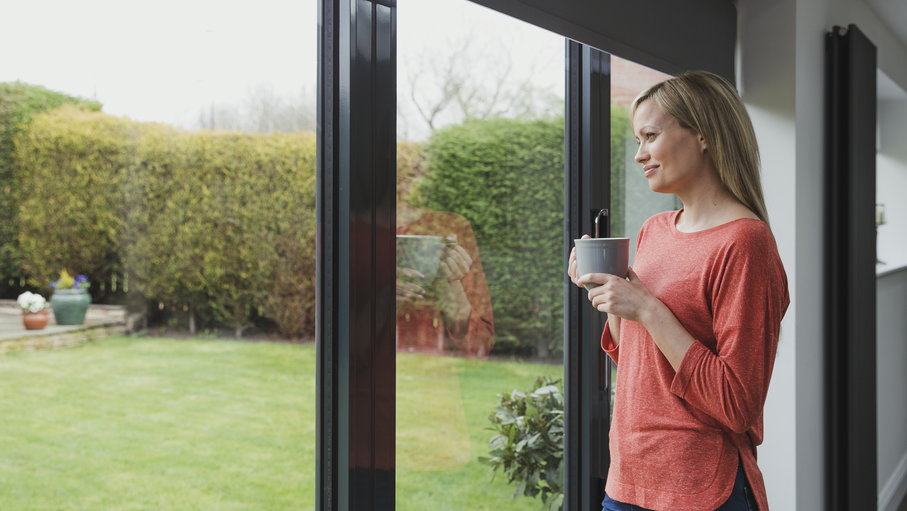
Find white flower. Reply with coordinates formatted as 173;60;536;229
16;291;48;313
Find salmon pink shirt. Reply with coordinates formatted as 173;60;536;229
601;210;789;511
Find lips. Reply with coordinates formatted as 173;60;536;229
643;165;659;178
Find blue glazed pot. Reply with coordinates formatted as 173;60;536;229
51;289;91;325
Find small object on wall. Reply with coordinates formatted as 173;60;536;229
876;203;886;265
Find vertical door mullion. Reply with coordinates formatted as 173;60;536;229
318;0;396;510
825;23;877;511
564;41;611;511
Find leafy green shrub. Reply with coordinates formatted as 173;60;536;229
483;376;565;511
0;82;100;293
419;118;565;357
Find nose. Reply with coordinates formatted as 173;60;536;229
635;143;648;164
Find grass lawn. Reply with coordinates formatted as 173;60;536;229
0;336;562;510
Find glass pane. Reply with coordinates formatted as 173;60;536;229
0;1;317;509
608;56;675;414
397;2;565;509
610;56;677;259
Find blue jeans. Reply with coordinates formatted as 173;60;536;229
601;464;759;511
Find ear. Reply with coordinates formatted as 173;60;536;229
699;135;708;152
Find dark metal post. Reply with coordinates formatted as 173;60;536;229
564;40;612;511
317;0;396;509
825;23;877;511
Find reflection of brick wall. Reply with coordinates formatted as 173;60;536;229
611;55;672;108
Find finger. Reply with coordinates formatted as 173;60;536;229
627;267;638;281
438;257;454;277
398;267;425;279
449;245;472;269
399;282;425;296
459;249;473;270
576;273;611;287
590;293;611;313
441;258;464;281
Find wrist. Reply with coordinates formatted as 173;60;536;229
638;296;667;329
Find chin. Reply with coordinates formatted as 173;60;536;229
646;181;674;195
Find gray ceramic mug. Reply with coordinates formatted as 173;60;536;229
574;237;630;290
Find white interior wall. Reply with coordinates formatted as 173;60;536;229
792;0;829;507
737;0;805;509
877;99;907;271
877;269;907;510
876;97;907;511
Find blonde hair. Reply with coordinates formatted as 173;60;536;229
632;71;769;225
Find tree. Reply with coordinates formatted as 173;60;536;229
399;33;562;140
195;84;315;134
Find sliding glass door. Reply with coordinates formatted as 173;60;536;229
316;1;736;509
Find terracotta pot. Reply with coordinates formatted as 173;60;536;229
23;310;50;330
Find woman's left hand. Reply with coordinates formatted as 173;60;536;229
576;268;658;322
438;238;473;282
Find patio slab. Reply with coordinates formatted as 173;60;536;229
0;299;127;354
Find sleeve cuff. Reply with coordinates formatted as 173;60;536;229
601;320;619;363
670;341;708;398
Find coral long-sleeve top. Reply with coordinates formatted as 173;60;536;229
601;210;789;511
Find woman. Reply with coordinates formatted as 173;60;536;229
568;71;789;510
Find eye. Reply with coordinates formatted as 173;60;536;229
645;132;656;140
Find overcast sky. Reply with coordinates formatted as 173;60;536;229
0;0;562;135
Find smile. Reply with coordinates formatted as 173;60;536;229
643;165;659;178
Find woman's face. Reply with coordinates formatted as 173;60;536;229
632;99;710;195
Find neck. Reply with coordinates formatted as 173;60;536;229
675;175;752;232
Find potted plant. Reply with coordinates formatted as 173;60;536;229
49;270;91;325
17;291;50;330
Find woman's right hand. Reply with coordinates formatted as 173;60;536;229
396;267;427;305
567;234;591;288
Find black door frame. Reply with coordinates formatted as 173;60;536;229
825;23;878;511
316;1;736;510
564;41;612;510
317;0;396;509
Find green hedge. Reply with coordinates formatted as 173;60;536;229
16;106;140;289
0;83;100;292
15;107;316;339
12;102;630;346
127;127;317;337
